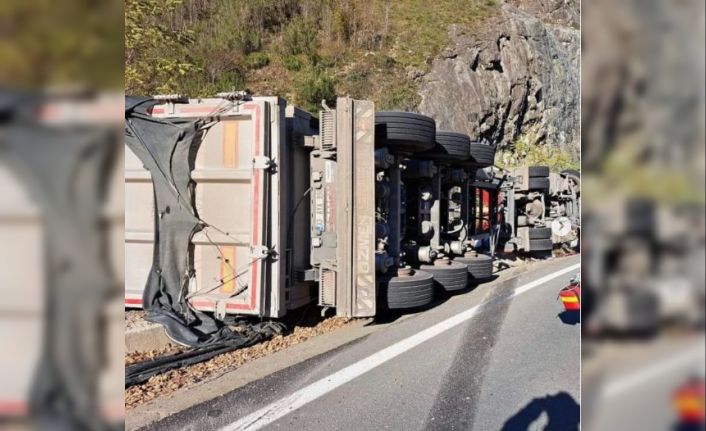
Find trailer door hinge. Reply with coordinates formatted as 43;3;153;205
215;91;250;101
250;245;272;259
253;156;274;170
215;301;227;320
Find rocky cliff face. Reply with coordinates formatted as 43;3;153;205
417;1;579;158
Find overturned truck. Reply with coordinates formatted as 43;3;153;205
483;165;580;255
125;95;506;344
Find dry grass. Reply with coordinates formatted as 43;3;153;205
126;0;500;112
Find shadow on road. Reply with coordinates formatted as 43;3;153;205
501;391;580;431
673;422;704;431
673;423;706;431
558;310;581;325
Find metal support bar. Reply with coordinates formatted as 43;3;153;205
460;176;470;241
507;188;516;237
430;165;441;250
389;158;402;265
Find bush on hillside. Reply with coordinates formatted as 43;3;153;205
245;52;270;69
296;67;336;112
498;133;579;171
281;16;318;57
282;55;304;71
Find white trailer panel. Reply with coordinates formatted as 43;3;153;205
124;97;316;317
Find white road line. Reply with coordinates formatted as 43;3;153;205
220;262;581;431
601;343;706;399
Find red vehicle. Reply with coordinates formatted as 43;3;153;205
674;377;706;426
559;274;581;311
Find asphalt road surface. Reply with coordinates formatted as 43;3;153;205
145;255;581;431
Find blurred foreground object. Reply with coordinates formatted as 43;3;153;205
0;92;123;430
582;0;705;429
0;0;123;90
582;0;706;337
583;199;705;334
673;377;705;427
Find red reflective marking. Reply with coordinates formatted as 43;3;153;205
147;103;263;314
179;106;219;113
244;103;261;312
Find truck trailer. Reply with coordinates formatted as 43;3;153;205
124;95;566;330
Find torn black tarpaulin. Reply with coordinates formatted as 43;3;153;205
124;96;260;348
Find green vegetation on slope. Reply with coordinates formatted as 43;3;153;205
497;133;580;172
125;0;499;113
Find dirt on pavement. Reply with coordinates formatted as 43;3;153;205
125;314;354;409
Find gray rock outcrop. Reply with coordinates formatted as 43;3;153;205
417;1;579;157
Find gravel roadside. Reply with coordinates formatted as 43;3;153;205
125;315;353;409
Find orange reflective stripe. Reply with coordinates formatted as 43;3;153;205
222;121;239;167
220;246;237;294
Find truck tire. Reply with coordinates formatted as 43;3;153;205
419;131;470;162
528;227;552;239
529;238;553;251
384;270;435;309
560;169;580;186
528;166;550;177
560;169;580;178
455;253;493;281
375;112;436;154
468;142;496;167
419;261;469;292
527;177;550;191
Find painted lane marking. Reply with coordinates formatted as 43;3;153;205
220;262;581;431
